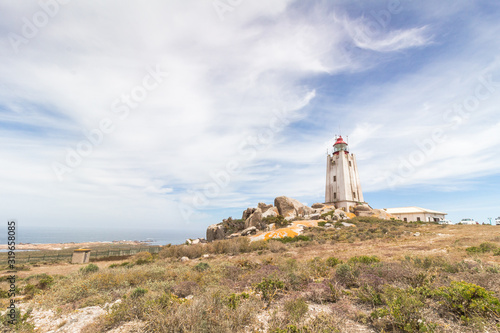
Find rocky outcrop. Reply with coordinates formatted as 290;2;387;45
186;238;206;245
354;204;374;217
206;223;225;242
240;226;257;236
245;208;263;229
274;196;314;220
262;207;279;218
242;208;256;220
373;209;394;220
311;203;324;209
258;202;273;213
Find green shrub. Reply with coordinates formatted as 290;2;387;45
130;287;148;298
23;284;40;299
466;246;482;254
348;255;380;264
36;274;54;290
226;292;249;310
335;263;359;288
372;287;436;332
466;242;498;255
256;277;285;306
284;297;308;323
274;235;311;244
433;281;500;323
80;263;99;275
357;285;383;306
133;251;153;265
194;262;210;272
326;257;341;267
263;215;288;228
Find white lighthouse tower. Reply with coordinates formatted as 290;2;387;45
325;136;364;211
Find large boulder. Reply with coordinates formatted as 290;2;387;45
311;203;325;209
258;202;273;213
262;207;279;218
274;196;313;220
206;223;225;242
240;226;257;236
354;205;374;217
245;208;263;229
242;208;256;220
373;209;394;220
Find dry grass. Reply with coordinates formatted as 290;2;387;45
2;220;500;332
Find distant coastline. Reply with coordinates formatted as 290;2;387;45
0;225;203;247
0;240;152;251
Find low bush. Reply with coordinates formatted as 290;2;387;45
466;242;498;255
226;292;249;310
80;263;99;275
255;276;285;306
193;262;210;272
326;256;341;267
433;281;500;323
348;255;380;264
273;235;311;244
335;263;359;288
133;251;153;265
283;297;308;323
130;287;148;298
264;215;288;228
371;286;436;332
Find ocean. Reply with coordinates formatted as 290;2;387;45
2;225;204;246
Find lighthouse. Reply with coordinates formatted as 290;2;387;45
325;136;364;211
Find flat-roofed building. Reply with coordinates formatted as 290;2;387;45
383;207;446;222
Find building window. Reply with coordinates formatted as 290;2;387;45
333;176;336;182
404;218;407;222
417;217;421;222
353;192;356;198
333;192;337;200
349;161;352;167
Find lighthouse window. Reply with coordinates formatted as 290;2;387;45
333;176;336;182
349;161;352;167
333;192;337;199
353;192;356;199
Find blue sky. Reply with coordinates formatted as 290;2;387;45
0;0;499;232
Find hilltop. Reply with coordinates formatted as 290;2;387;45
202;196;393;243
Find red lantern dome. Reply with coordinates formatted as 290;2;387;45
333;136;348;154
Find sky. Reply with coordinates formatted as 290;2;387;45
1;0;499;233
